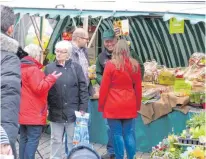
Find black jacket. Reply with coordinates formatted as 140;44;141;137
44;59;89;123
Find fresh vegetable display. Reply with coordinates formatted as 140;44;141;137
62;31;72;41
189;92;205;107
186;112;205;129
142;88;160;104
158;69;176;85
150;134;183;159
88;65;97;79
143;60;158;82
151;112;206;159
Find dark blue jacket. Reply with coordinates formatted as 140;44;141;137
44;59;89;123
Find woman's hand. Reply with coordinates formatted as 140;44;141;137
0;144;13;155
80;110;85;116
51;71;62;79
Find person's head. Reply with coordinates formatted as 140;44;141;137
55;40;72;62
67;143;101;159
72;28;89;48
24;44;42;62
112;39;138;72
1;5;15;36
103;29;117;53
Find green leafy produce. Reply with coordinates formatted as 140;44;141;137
186;112;205;128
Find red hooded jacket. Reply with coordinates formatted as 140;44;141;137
98;59;142;119
19;56;56;125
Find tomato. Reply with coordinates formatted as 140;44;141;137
62;32;68;37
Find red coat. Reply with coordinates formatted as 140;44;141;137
98;59;142;119
19;56;56;125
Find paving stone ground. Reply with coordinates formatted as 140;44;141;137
16;133;150;159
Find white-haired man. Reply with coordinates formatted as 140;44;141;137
1;5;21;158
44;40;89;158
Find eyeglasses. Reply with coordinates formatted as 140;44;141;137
55;50;68;54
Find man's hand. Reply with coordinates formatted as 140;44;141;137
51;71;62;79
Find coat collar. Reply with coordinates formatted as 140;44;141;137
103;48;112;59
55;59;72;67
21;56;43;69
0;32;19;54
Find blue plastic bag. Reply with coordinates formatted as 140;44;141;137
73;111;90;145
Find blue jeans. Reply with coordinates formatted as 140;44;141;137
107;119;136;159
19;125;43;159
105;119;115;155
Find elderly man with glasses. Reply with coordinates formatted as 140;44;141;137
44;40;89;158
71;28;91;87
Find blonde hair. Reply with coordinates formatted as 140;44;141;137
111;39;138;72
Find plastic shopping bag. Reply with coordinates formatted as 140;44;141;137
73;111;90;146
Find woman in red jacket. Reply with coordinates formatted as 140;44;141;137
98;39;142;159
19;44;62;159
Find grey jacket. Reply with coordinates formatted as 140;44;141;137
44;59;89;123
70;44;94;96
0;33;21;151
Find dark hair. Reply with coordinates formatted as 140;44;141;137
1;5;15;33
17;46;28;59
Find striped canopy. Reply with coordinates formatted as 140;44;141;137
98;17;205;67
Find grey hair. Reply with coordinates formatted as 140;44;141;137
24;44;42;58
1;5;15;33
72;28;88;41
55;40;72;56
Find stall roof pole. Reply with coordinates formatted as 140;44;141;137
83;16;89;47
72;17;77;29
88;17;103;48
40;16;44;64
30;16;44;50
40;17;44;41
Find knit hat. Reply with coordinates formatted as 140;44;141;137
0;126;10;144
1;5;15;33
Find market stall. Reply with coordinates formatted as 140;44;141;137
89;52;205;152
3;0;205;154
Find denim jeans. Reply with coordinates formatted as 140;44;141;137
50;122;75;159
107;119;136;159
19;125;43;159
88;100;114;155
105;119;115;155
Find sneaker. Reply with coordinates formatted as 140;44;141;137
101;153;115;159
